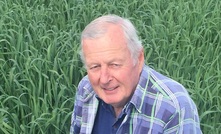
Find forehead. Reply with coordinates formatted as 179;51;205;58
82;25;131;63
82;24;127;51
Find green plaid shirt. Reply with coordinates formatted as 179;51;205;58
70;65;202;134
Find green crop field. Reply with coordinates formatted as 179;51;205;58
0;0;220;133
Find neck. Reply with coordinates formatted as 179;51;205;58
113;107;123;118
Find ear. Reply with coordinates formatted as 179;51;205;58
138;48;144;72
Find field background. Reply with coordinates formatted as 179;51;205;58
0;0;220;133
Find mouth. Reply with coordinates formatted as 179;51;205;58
102;86;119;91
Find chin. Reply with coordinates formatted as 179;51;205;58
103;98;120;105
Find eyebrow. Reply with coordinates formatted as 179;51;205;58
108;58;124;63
87;58;125;66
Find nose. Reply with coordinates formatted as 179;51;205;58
100;66;112;85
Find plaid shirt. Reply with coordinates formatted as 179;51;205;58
70;65;202;134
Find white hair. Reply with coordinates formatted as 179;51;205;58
80;14;143;65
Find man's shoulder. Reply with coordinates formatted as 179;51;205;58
138;65;194;109
76;75;95;102
78;75;91;90
142;65;188;95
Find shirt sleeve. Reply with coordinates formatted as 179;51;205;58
70;93;81;134
70;79;86;134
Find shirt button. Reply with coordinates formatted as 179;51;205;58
113;125;117;129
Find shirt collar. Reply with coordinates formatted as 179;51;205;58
129;65;151;113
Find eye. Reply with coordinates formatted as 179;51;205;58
112;64;119;66
89;65;100;70
110;63;121;68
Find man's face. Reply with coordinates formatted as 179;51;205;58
82;25;144;108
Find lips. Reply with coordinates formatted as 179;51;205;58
102;86;119;91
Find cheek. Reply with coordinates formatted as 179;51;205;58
121;67;140;86
87;72;99;85
114;70;131;84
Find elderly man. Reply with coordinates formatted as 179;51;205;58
70;14;202;134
